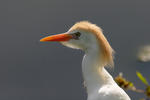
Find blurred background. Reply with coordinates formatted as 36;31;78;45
1;0;150;99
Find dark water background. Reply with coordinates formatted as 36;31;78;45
1;0;150;100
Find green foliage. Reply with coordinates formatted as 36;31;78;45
115;73;135;90
146;86;150;97
115;71;150;100
136;71;149;86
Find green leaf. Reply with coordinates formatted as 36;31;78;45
128;82;134;87
136;71;149;86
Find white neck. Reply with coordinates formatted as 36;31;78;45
82;47;115;94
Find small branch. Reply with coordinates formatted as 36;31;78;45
132;88;145;93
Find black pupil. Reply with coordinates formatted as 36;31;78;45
74;32;81;37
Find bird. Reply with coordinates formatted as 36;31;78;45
40;21;131;100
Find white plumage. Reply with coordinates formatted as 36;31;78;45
40;21;131;100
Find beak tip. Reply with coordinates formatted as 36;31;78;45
40;39;44;42
40;39;43;42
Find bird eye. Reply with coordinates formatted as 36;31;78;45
73;32;81;40
74;32;81;37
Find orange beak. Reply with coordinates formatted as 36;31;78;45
40;33;73;42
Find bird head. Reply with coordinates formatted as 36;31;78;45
40;21;114;67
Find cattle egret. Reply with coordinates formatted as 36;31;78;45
40;21;131;100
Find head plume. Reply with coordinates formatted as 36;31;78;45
69;21;114;67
